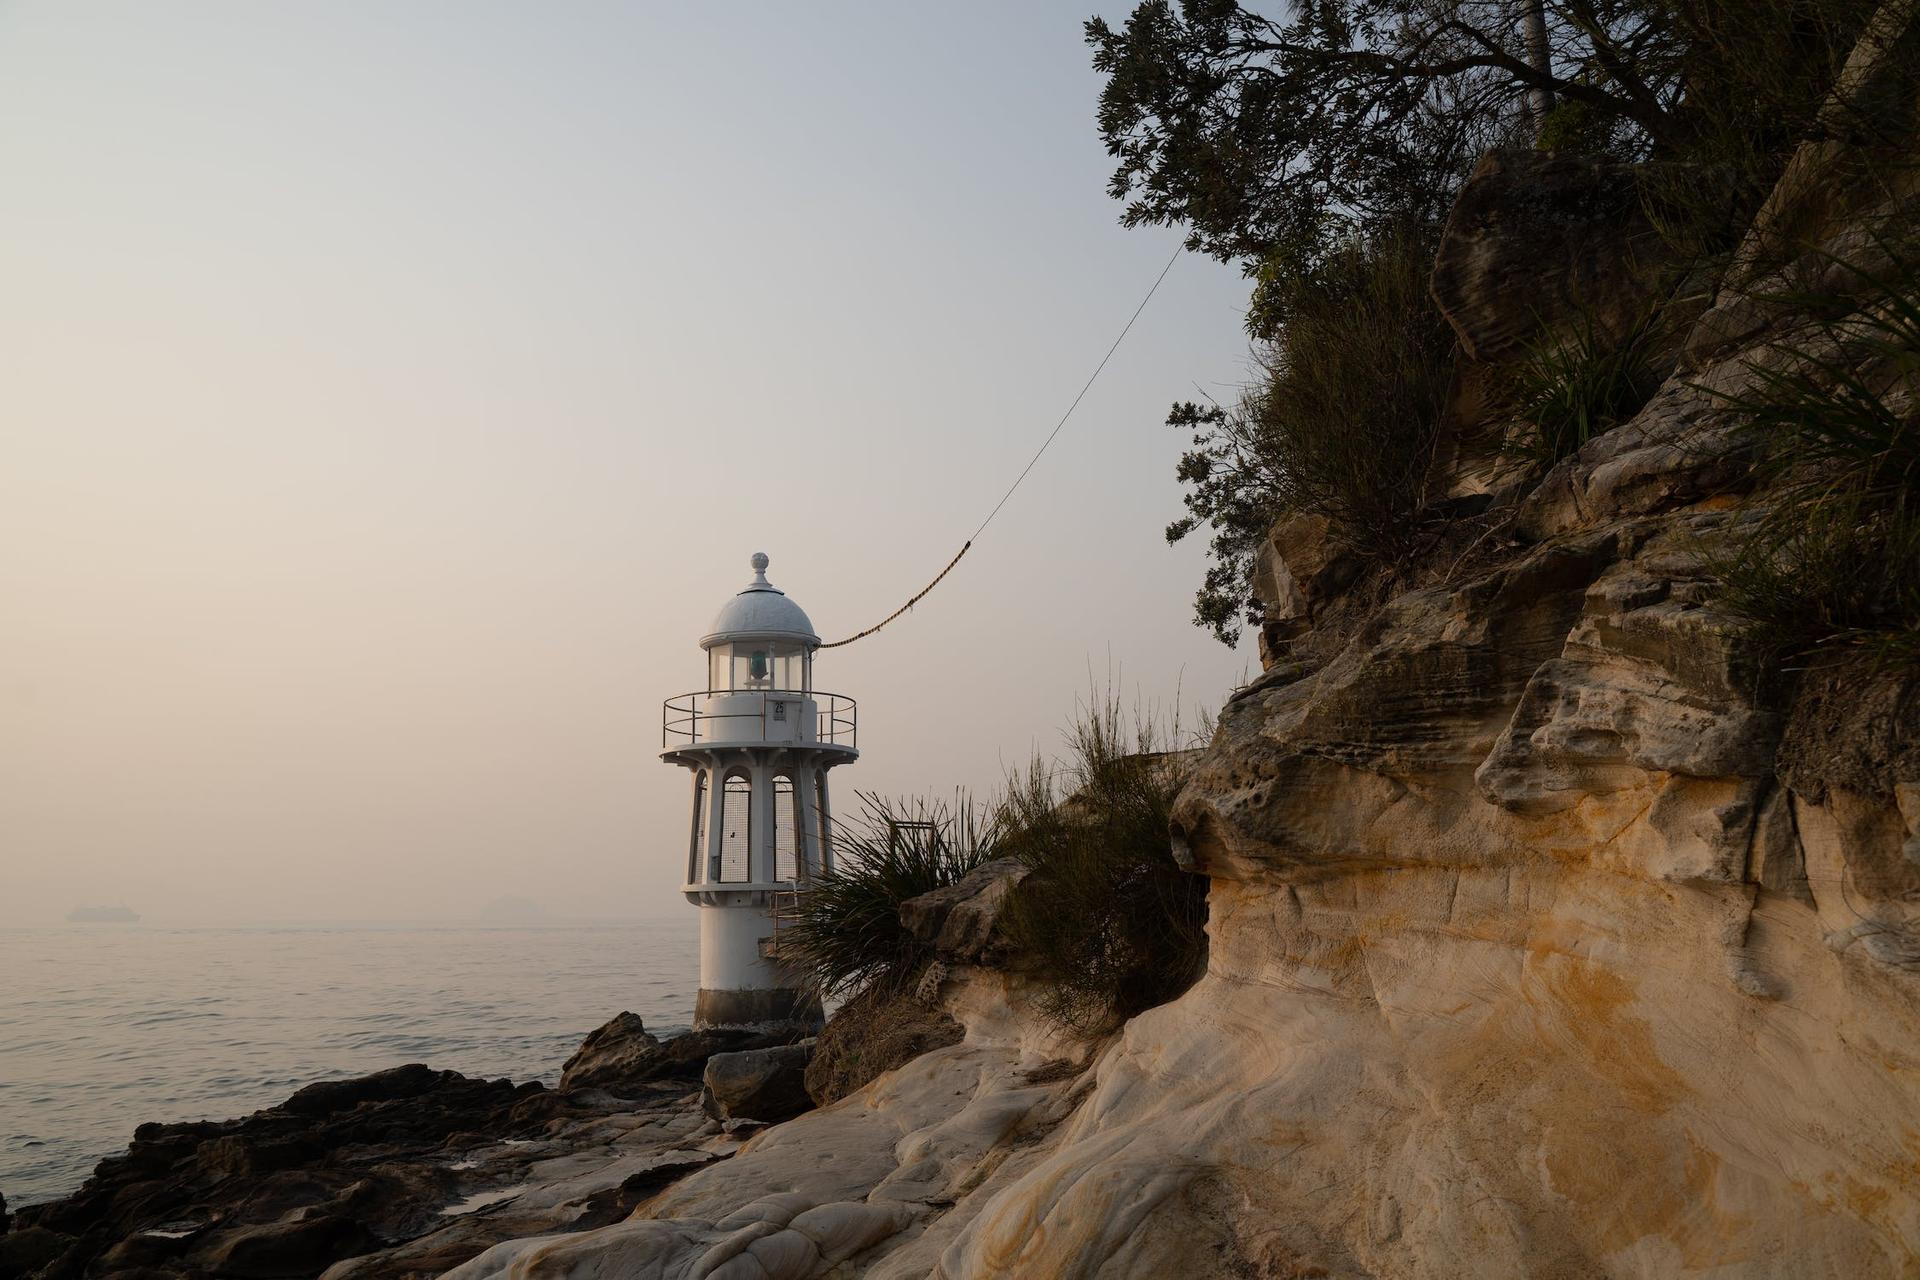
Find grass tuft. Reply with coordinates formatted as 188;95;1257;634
993;693;1210;1037
776;792;996;999
1505;311;1664;465
1708;233;1920;666
782;695;1213;1040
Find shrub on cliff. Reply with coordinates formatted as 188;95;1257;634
775;793;995;998
803;980;965;1107
1097;0;1884;644
1637;0;1890;260
1167;229;1455;642
1088;0;1879;276
994;697;1209;1036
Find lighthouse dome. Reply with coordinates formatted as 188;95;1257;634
700;552;820;648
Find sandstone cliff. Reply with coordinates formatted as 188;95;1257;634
438;16;1920;1273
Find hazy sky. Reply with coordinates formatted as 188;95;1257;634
0;2;1255;925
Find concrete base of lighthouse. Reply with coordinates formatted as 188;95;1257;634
690;900;823;1034
695;985;822;1032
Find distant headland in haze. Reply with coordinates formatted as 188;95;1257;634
63;906;139;924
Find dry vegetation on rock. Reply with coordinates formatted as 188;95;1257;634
991;698;1208;1036
774;793;995;1000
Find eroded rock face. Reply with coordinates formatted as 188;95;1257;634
1512;372;1759;542
446;1030;1094;1280
1250;511;1363;663
1144;504;1920;1278
897;857;1031;963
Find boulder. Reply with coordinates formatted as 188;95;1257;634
556;1011;661;1092
701;1042;816;1124
559;1012;800;1095
280;1062;454;1117
0;1226;70;1278
196;1215;376;1279
1511;383;1759;539
1430;148;1672;363
897;858;1031;962
1249;512;1361;662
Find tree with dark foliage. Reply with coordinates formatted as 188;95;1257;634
1088;0;1869;276
1094;0;1878;642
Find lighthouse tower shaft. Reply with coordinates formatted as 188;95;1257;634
661;554;855;1032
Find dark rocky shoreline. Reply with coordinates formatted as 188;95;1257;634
0;1018;805;1280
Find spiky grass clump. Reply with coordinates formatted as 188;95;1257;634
1711;236;1920;667
1717;496;1920;665
775;792;996;999
1506;311;1664;465
993;696;1209;1037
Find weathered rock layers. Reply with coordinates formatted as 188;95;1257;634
443;23;1920;1280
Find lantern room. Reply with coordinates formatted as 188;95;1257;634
700;554;817;693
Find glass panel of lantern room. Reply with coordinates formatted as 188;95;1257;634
773;646;805;692
708;648;727;693
730;644;773;690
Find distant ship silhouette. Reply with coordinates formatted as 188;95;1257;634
66;905;139;923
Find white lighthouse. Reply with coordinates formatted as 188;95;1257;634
661;552;854;1032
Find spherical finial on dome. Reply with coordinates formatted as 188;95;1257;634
700;550;818;647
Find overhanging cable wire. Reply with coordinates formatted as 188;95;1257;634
816;540;972;650
818;243;1184;648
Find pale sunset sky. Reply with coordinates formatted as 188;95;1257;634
0;2;1255;924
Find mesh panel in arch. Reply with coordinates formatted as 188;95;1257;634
774;775;798;881
690;772;708;882
815;775;833;873
720;773;751;881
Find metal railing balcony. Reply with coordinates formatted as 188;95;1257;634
662;689;857;751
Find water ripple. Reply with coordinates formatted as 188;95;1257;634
0;922;697;1207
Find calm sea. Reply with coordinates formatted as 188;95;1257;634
0;921;700;1208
